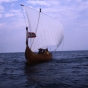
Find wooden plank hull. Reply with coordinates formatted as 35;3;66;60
25;46;52;64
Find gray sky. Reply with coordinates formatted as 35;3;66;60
0;0;88;53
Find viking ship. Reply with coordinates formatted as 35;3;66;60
21;4;64;64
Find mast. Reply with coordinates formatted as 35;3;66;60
26;27;28;46
40;8;41;12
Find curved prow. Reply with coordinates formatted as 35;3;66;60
25;46;33;64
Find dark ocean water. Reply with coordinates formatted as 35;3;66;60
0;51;88;88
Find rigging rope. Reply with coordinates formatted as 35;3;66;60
34;14;47;49
21;5;28;27
62;38;64;51
30;9;41;48
33;11;58;50
55;37;64;51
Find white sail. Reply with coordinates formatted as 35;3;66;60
23;6;64;51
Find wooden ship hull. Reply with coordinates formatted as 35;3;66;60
25;46;52;64
20;5;64;65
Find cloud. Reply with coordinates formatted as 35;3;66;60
0;0;17;3
4;13;15;17
0;23;5;27
0;14;2;18
26;0;84;21
0;15;26;53
27;0;50;6
10;3;15;7
0;4;4;12
4;9;22;18
0;0;17;12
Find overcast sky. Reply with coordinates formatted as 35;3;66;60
0;0;88;53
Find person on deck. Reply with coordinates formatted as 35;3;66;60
44;48;49;55
38;48;44;54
